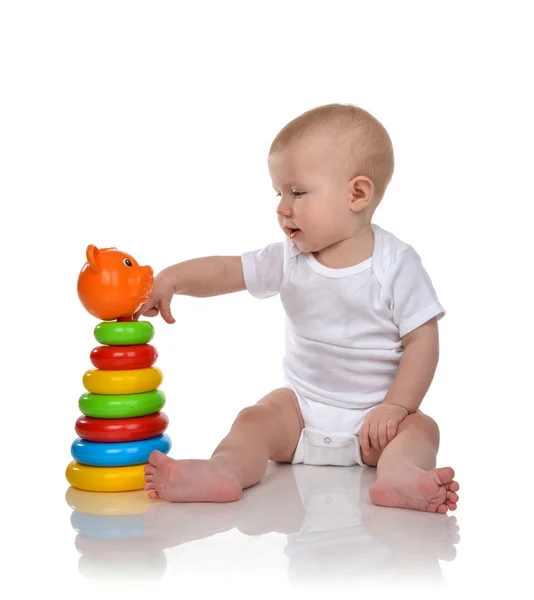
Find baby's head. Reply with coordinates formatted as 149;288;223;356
268;104;394;254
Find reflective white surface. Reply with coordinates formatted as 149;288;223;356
7;449;530;599
64;463;459;586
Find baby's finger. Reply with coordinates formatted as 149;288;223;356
133;307;145;320
378;421;388;450
369;423;380;452
359;422;370;454
386;420;398;445
159;300;176;324
133;300;153;320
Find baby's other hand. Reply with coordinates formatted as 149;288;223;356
359;403;409;456
134;274;176;324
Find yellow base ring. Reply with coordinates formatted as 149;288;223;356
82;367;163;395
66;461;146;492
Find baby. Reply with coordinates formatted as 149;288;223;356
137;103;460;513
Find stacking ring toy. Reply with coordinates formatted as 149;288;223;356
79;389;166;418
71;434;171;467
75;412;169;443
94;320;154;346
66;461;146;492
83;367;163;395
90;344;158;370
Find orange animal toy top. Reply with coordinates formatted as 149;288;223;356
78;245;154;321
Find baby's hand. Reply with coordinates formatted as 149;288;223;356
359;403;409;455
134;274;176;324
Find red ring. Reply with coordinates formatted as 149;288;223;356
75;412;169;442
90;344;158;370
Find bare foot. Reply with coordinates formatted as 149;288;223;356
369;466;459;514
143;450;242;503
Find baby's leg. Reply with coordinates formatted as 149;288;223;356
144;388;303;503
362;411;460;513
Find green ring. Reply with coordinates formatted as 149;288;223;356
79;389;166;418
94;320;154;346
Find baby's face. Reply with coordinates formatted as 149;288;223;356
269;134;356;254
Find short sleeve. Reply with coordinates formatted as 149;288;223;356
387;248;446;338
241;242;285;299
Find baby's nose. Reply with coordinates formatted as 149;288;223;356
276;205;292;217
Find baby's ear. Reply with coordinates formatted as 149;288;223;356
349;176;374;212
86;245;101;272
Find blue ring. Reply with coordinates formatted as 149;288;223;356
71;434;172;467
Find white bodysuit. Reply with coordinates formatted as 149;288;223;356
241;223;445;467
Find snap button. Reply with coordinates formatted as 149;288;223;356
324;437;331;444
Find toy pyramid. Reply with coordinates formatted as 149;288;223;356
66;245;171;492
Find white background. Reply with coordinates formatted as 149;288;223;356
1;1;532;598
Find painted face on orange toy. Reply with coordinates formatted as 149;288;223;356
78;245;154;321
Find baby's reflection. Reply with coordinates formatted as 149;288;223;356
67;463;459;583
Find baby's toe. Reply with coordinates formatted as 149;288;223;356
149;450;167;467
448;491;459;503
148;490;160;500
144;464;156;475
144;481;155;491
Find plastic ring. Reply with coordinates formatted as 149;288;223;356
83;367;163;395
71;434;171;467
66;461;146;492
94;320;154;346
90;344;158;370
75;412;169;443
79;389;166;418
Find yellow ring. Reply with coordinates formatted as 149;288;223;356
82;367;163;395
65;461;146;492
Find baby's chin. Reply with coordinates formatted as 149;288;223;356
292;236;317;254
287;230;303;245
285;229;322;253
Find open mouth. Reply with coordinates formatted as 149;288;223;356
285;227;301;239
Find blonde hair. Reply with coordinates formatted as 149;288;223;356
269;103;394;203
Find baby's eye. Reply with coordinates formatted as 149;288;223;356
123;258;133;267
274;190;306;199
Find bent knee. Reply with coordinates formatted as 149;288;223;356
235;404;272;425
402;411;440;443
233;402;298;463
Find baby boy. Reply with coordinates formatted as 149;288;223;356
137;104;460;513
